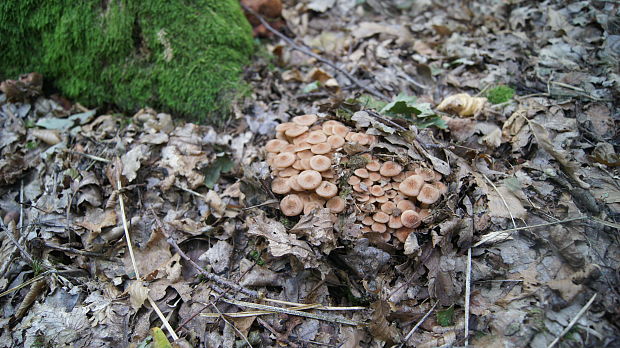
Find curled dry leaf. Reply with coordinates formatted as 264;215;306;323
127;280;150;312
31;128;62;145
437;93;487;117
289;208;337;253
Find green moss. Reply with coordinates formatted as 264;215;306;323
0;0;253;122
486;85;515;104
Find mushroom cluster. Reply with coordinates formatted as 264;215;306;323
347;155;447;243
265;114;447;244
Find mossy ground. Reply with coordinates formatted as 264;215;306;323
0;1;253;122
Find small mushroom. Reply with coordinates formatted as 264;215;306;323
394;228;414;243
379;161;402;177
348;176;361;185
310;142;331;154
369;185;384;197
388;215;403;229
274;152;296;168
271;177;290;194
288;175;304;191
292;114;318;126
280;194;303;216
375;195;388;203
396;199;416;212
275;122;295;132
433;181;448;195
373;211;390;224
281;144;296;153
307;131;327;144
321;169;335;179
265;139;288;153
332;124;350;138
371;222;387;233
309;155;331;172
285;125;309;137
303;200;324;215
354;168;369;178
326;196;346;213
297;150;314;160
327;135;345;148
366;160;381;171
401;210;422;228
362;216;374;225
380;201;396;214
417;183;440;207
292;132;310;145
356;194;370;202
300;158;312;170
315;181;338;198
398;175;425;196
278;167;299;177
297;170;323;190
369;172;382;181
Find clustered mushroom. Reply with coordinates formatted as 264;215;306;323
265;114;448;244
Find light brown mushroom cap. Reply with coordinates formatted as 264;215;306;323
292;160;304;170
375;195;389;203
415;167;440;182
356;133;371;145
292;132;310;145
369;172;382;181
278;167;299;177
315;181;338;198
303;200;324;215
392;172;407;182
285;125;309;137
275;122;295;132
306;131;327;144
281;144;296;153
265;139;288;153
354;168;369;178
280;194;303;216
332;124;350;138
371;222;387;233
366;160;381;171
274;152;296;168
327;135;345;148
370;185;385;197
288;176;304;191
380;161;403;177
361;226;372;233
356;194;370;202
275;131;286;140
349;133;360;143
326;196;346;213
271;177;291;194
347;176;361;185
292;114;318;126
297;150;314;160
418;208;431;219
398;175;425;196
373;211;390;223
297;170;323;190
380;232;391;242
394;228;414;243
396;199;416;212
360;153;373;161
309;155;331;172
321;169;335;179
380;201;396;214
385;190;398;199
294;143;312;152
401;210;422;228
311;143;331;154
388;215;403;229
433;181;448;195
352;184;363;192
300;158;312;170
362;216;374;225
417;183;441;205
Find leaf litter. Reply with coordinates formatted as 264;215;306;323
1;0;620;347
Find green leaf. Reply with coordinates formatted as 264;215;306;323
356;94;388;111
380;94;447;129
151;327;172;348
436;306;454;327
487;85;515;104
204;156;235;188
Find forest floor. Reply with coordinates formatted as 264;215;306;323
1;0;619;347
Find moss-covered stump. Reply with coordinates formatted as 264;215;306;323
0;1;253;121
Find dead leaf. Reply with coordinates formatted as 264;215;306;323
368;300;400;344
437;93;487;117
31;128;62;145
127;280;150;312
121;144;150;182
487;185;527;219
289;208;337;253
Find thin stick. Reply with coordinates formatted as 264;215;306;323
464;248;472;347
0;271;53;298
240;3;390;102
116;175;179;341
221;298;362;326
210;303;254;348
63;149;110;163
547;293;597;348
483;174;517;229
398;301;438;347
0;220;34;265
473;216;587;247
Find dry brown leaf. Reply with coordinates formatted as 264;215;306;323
289;208;337;253
76;207;117;233
121;144;150;182
127;280;150;312
31;128;62;145
368;300;400;344
486;185;527;219
528;120;590;189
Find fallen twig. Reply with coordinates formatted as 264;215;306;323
240;3;390;102
398;301;438;347
547;293;597;348
464;247;472;347
473;216;587;247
